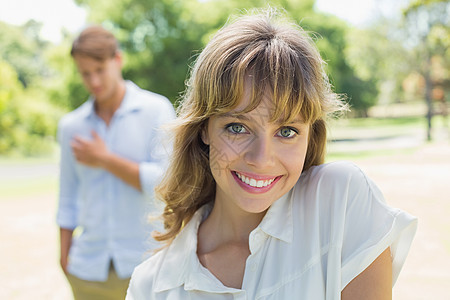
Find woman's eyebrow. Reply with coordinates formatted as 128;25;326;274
218;113;306;125
285;118;305;125
217;113;251;121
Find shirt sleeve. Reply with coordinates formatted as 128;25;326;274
139;99;175;197
56;119;79;230
339;162;418;289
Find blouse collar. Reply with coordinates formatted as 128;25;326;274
153;190;293;293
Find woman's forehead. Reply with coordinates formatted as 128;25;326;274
217;102;306;125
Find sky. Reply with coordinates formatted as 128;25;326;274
0;0;87;43
315;0;409;25
0;0;410;43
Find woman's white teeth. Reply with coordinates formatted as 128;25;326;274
236;172;275;188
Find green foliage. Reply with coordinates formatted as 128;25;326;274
403;0;450;140
14;91;63;155
0;59;23;153
0;24;66;156
44;39;89;110
0;21;50;88
403;0;450;53
0;75;62;155
78;0;208;102
75;0;377;115
345;20;411;112
3;0;405;155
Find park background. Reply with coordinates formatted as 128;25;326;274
0;0;449;299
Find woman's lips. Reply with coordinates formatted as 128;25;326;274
232;171;281;194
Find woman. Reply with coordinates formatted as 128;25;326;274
127;9;417;299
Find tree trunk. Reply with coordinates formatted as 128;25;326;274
424;56;433;141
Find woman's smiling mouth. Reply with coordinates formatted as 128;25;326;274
232;171;281;193
235;171;276;187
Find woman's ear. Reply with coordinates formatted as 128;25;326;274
201;124;210;145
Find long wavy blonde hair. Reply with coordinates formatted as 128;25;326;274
153;8;345;246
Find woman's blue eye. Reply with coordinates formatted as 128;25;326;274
225;123;247;134
278;127;297;138
227;123;246;134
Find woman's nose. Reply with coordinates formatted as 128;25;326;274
243;135;275;169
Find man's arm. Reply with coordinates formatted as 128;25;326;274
59;227;74;274
57;120;80;274
71;130;142;191
341;248;392;300
99;151;141;191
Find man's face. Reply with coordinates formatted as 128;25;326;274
73;54;122;103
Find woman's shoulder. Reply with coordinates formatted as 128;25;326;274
300;161;369;190
292;160;382;224
127;209;203;298
127;249;167;298
306;160;364;176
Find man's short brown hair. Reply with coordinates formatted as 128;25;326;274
71;26;119;61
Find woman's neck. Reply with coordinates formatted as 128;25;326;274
196;200;267;289
198;200;266;253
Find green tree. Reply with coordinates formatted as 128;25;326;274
44;37;89;110
345;19;411;111
220;0;377;115
403;0;450;140
0;22;66;155
0;20;49;88
0;59;23;153
306;16;377;117
0;57;62;155
75;0;376;114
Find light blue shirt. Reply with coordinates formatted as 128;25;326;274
57;81;175;281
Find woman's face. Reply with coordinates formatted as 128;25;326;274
202;85;309;215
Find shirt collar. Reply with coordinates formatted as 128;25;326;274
154;204;242;294
258;190;293;243
81;80;142;120
78;97;96;119
153;205;210;293
116;81;142;115
153;190;294;293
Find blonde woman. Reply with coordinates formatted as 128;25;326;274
127;9;417;299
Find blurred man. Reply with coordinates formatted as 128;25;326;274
56;26;175;299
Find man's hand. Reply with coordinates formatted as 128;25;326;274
71;130;108;168
71;130;142;190
60;253;69;274
59;228;73;275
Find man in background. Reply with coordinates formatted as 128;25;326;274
56;25;175;299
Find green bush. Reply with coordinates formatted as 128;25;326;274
0;58;64;156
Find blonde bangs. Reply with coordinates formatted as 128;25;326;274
186;13;332;125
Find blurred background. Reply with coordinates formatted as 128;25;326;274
0;0;449;299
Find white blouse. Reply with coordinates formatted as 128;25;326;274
126;161;417;299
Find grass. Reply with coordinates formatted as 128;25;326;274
326;146;418;162
0;153;59;200
0;175;58;200
328;116;427;138
337;115;426;126
325;115;447;161
0;148;59;165
330;115;448;132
